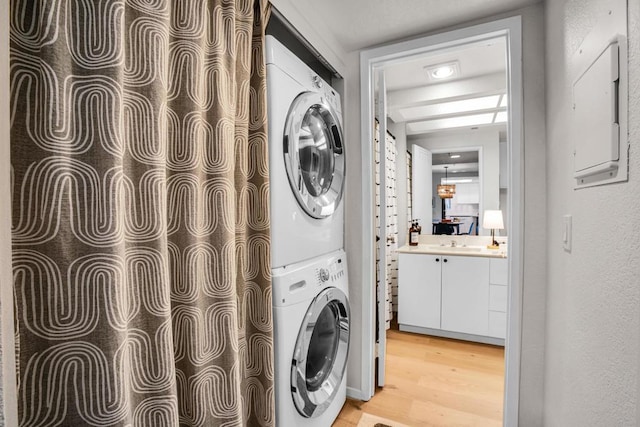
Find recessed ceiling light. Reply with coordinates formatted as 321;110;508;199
450;154;461;159
425;61;460;81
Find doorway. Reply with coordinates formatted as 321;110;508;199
359;17;523;425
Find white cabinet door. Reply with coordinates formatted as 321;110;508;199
441;256;490;336
398;253;441;329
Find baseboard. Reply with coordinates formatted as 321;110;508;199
346;386;370;401
399;324;505;346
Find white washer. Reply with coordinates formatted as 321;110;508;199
266;35;345;269
272;249;350;427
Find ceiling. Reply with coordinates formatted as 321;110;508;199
293;0;541;52
385;37;508;136
432;151;478;165
383;39;507;92
279;0;531;136
432;151;480;174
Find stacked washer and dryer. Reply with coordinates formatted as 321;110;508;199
265;35;351;427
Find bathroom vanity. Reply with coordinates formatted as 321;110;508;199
397;242;508;346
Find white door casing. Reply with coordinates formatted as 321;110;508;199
359;17;523;426
374;69;387;388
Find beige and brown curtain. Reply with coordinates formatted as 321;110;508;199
10;0;273;425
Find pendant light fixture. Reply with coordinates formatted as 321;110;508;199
437;165;456;199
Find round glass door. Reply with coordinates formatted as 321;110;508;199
290;287;350;418
284;92;345;219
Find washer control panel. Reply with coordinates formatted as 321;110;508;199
319;268;330;282
315;257;346;286
272;250;348;307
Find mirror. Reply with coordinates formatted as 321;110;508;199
406;128;508;236
382;35;509;238
433;149;480;235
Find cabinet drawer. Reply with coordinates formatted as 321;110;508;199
489;285;507;312
488;311;506;339
490;258;508;285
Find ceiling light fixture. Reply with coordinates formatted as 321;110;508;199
437;166;456;199
425;61;460;81
450;154;461;159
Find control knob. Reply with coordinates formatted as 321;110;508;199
312;75;323;89
319;268;330;282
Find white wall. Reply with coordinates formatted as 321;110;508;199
342;48;370;398
543;0;640;425
409;128;500;235
268;0;348;77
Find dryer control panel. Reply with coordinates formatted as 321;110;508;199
307;71;342;116
271;250;348;307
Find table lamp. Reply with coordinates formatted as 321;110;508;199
483;210;504;249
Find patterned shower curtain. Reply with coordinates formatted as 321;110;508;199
10;1;273;426
374;121;398;330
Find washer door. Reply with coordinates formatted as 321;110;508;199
291;287;350;418
284;91;345;219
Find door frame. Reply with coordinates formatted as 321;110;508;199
359;16;523;425
374;69;388;387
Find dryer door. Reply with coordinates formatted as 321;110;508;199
291;287;350;418
284;91;345;219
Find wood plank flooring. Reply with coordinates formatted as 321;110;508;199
333;329;505;426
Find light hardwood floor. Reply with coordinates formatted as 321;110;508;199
333;329;505;426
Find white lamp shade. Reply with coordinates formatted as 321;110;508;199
483;210;504;229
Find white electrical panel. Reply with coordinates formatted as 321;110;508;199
573;42;619;179
571;4;628;189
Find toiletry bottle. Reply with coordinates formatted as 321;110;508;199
409;221;419;246
415;219;422;234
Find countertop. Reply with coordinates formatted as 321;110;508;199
397;244;507;259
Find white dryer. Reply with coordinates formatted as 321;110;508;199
265;35;345;269
272;249;350;427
